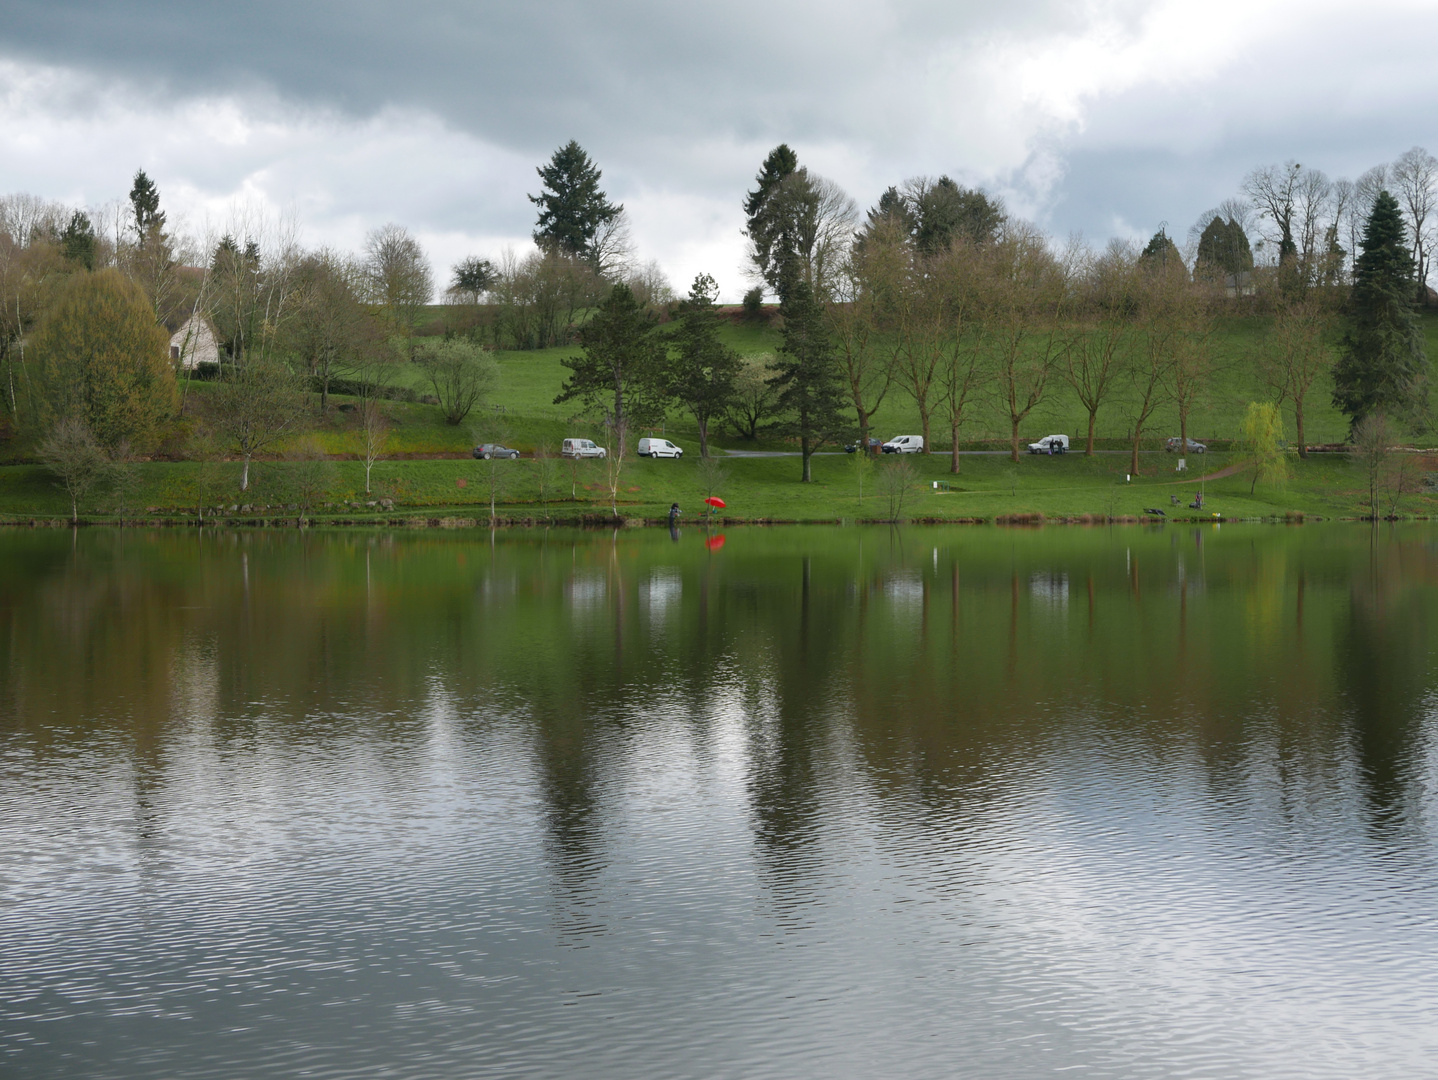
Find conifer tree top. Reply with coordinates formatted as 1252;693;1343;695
1353;190;1416;298
129;169;164;234
529;140;622;262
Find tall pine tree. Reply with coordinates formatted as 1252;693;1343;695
743;144;806;303
554;283;665;446
529;141;623;266
668;274;740;459
128;170;165;235
772;280;846;482
1332;190;1429;428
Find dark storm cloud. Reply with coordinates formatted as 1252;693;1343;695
2;0;1065;169
5;0;1438;287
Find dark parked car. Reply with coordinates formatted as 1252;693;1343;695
845;438;882;454
1165;437;1206;453
473;443;520;460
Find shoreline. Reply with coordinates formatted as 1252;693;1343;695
6;511;1415;531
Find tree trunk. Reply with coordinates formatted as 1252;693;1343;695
1295;398;1307;459
1086;410;1097;456
241;454;252;491
919;405;931;456
801;434;813;482
697;416;709;459
1130;430;1142;476
950;419;962;474
1010;416;1021;463
365;461;373;494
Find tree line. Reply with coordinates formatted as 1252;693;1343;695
0;138;1433;504
535;141;1434;482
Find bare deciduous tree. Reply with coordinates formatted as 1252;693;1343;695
38;416;109;523
214;360;305;491
1352;413;1395;519
1391;146;1438;295
1260;297;1336;458
285;250;390;410
357;399;390;495
1127;270;1185;475
287;435;335;524
1065;240;1139;455
833;222;903;449
876;456;918;523
363;223;434;355
977;225;1069;462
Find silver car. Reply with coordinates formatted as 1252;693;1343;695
1165;437;1206;453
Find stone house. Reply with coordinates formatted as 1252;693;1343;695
169;315;220;370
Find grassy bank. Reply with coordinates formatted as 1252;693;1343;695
2;448;1430;525
5;310;1438;523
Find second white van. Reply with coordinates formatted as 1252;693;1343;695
638;438;683;458
882;435;924;454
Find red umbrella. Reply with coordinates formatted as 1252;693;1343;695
705;534;726;551
704;496;726;509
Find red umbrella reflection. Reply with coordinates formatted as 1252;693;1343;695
705;534;726;551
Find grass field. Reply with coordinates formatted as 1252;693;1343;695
4;310;1438;522
399;309;1438;455
2;445;1432;524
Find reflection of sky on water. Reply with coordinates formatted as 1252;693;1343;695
2;526;1438;1078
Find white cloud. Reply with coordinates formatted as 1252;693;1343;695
2;0;1438;296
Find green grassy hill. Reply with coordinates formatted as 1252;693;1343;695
5;310;1438;523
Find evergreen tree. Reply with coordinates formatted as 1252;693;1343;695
743;144;806;302
127;169;176;321
860;186;916;243
529;141;623;266
1195;217;1253;280
554;283;665;444
1140;227;1184;273
128;169;165;235
668;274;741;458
912;176;1003;254
1332;190;1430;427
771;280;847;482
59;210;97;270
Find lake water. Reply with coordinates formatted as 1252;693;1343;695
2;524;1437;1079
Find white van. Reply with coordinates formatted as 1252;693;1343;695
1027;434;1069;455
638;438;683;458
561;438;607;459
882;435;924;454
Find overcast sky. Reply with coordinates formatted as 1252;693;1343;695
3;0;1436;299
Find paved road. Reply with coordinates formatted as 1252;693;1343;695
721;448;1179;458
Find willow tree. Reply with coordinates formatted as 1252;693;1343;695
1240;401;1288;494
31;267;176;452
